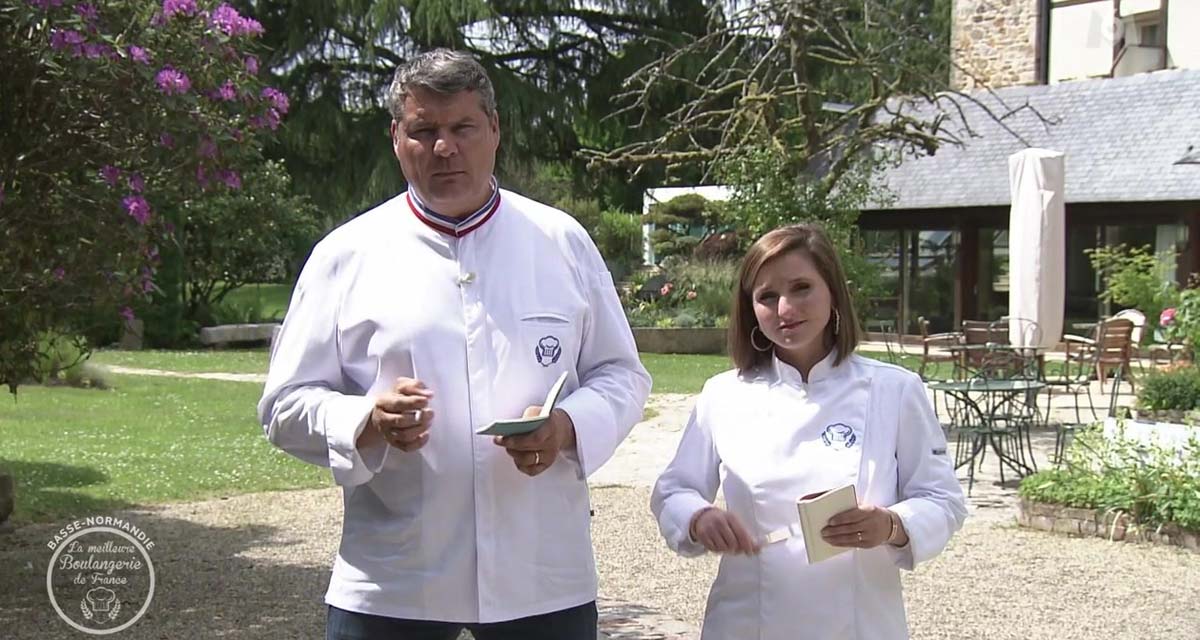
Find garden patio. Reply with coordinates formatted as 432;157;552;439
2;348;1197;638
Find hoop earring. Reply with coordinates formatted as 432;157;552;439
750;326;773;352
833;308;841;337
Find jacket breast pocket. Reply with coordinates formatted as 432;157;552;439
519;312;576;373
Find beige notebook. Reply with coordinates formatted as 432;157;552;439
796;484;858;564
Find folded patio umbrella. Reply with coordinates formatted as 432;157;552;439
1008;148;1066;349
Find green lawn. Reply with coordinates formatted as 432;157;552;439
88;348;271;373
640;353;731;394
4;348;1042;523
0;376;329;523
79;349;948;390
221;283;292;321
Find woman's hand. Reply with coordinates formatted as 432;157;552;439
690;507;761;556
821;504;908;549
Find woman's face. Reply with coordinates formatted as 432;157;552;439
750;249;835;368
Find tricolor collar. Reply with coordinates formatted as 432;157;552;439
406;177;501;238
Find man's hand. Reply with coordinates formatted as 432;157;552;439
357;378;435;452
493;407;577;476
690;507;760;555
821;504;908;548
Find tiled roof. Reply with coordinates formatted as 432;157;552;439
868;68;1200;210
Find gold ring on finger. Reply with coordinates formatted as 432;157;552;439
534;451;541;466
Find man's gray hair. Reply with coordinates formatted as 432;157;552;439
387;49;497;120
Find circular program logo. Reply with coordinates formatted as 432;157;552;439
46;517;156;635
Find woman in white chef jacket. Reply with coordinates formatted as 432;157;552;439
651;224;967;640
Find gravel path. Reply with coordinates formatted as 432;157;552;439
2;387;1195;639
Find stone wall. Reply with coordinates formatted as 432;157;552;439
632;328;726;355
1018;498;1200;552
952;0;1042;90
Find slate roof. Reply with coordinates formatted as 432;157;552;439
867;68;1200;210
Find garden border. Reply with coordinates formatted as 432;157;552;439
1017;498;1200;552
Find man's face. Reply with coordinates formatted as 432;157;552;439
390;87;500;217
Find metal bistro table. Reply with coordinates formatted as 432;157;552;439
927;378;1046;494
945;343;1044;379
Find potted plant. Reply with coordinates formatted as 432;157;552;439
1136;367;1200;424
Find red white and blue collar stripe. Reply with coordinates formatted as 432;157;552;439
406;177;501;238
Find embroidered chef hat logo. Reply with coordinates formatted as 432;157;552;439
46;517;156;635
535;335;562;367
820;423;858;448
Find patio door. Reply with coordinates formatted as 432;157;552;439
904;229;959;334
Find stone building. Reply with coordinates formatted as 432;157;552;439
862;0;1200;335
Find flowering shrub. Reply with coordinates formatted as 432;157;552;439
623;259;738;328
0;0;287;390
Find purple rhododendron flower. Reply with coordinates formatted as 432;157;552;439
217;80;237;101
75;3;98;22
161;0;197;19
209;3;241;33
155;66;191;95
82;42;108;59
128;173;145;193
159;132;174;148
53;267;66;281
244;55;258;75
197;136;218;158
100;165;121;186
49;29;86;55
261;87;289;114
240;17;264;36
210;4;263;37
218;169;241;190
264;108;281;130
128;45;150;64
122;195;151;225
195;165;210;189
119;306;136;323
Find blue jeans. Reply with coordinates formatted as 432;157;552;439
326;602;598;640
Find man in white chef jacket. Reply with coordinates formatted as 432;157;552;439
257;49;651;640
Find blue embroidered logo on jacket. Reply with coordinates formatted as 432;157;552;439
820;423;858;448
535;335;562;366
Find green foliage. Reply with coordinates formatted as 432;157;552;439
221;283;293;322
1164;286;1200;356
1019;424;1200;533
254;0;689;218
555;196;604;232
178;160;319;325
1137;368;1200;412
1;1;288;389
1087;244;1179;340
645;194;726;262
623;259;737;328
26;332;110;389
593;210;644;278
716;146;885;316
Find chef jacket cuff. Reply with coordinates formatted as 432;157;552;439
324;394;388;486
662;493;713;557
884;502;920;570
556;387;618;480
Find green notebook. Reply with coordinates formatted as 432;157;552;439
476;371;569;437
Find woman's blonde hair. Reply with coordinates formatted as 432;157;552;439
727;224;862;373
